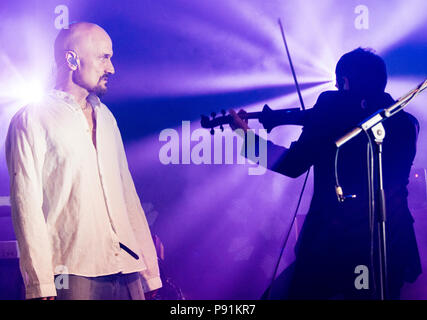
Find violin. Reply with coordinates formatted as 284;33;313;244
200;104;312;135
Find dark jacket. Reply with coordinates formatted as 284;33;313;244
269;90;421;298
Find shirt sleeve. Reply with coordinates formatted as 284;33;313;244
113;121;162;292
239;129;290;172
5;109;56;299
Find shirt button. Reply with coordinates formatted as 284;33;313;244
115;253;119;257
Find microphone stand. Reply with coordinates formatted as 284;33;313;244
335;79;427;300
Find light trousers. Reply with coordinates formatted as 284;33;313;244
55;272;145;300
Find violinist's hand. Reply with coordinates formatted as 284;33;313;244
228;109;249;132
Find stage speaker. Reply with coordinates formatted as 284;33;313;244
0;204;25;300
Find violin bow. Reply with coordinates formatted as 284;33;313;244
267;18;310;300
278;18;306;111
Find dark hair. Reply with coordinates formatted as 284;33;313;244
335;48;387;94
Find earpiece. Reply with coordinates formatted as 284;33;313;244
66;51;79;68
68;56;78;67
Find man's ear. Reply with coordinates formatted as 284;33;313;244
336;76;350;91
336;76;344;90
342;77;350;90
65;51;79;70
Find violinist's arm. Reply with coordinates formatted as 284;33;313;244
229;109;316;178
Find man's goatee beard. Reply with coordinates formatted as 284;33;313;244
91;85;108;97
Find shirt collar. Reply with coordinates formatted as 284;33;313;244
50;89;101;111
87;93;102;109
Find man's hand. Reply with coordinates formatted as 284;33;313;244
145;289;159;300
153;234;165;261
228;109;250;132
33;296;55;300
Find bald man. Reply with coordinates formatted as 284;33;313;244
5;23;162;300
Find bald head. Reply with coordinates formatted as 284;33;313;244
55;23;111;66
54;22;115;96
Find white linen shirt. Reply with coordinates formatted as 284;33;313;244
5;90;161;299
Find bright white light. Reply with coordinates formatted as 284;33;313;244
7;78;45;105
0;52;49;109
20;80;45;105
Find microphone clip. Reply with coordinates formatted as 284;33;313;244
335;185;357;202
